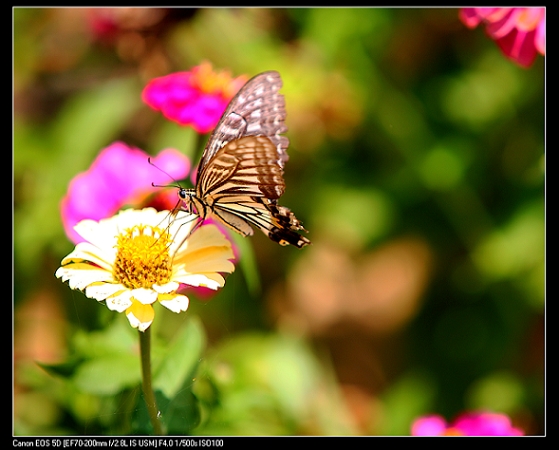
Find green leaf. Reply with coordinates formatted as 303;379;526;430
37;356;84;379
153;316;206;399
73;318;138;359
164;388;201;434
131;389;201;435
73;354;141;396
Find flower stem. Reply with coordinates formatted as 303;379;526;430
139;328;165;435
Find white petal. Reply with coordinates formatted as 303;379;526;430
85;283;127;301
74;219;118;250
64;242;116;268
126;310;153;332
152;281;180;294
173;273;222;290
130;288;158;305
117;208;167;229
159;294;189;313
56;266;113;290
175;256;235;274
106;291;134;312
175;223;228;254
74;208;166;248
125;301;155;332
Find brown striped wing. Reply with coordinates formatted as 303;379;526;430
198;136;285;200
197;135;310;248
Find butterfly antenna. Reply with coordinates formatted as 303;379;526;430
147;157;183;190
147;157;186;252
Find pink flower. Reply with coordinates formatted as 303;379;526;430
86;8;120;43
60;142;190;244
411;411;525;436
460;8;545;68
85;8;168;44
141;62;248;133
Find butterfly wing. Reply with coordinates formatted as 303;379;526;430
198;135;310;248
199;71;289;178
186;70;309;248
198;135;285;200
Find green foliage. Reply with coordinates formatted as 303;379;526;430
192;333;356;435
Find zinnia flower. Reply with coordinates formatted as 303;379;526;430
61;142;190;244
460;8;545;68
141;62;248;133
411;411;524;436
55;208;235;331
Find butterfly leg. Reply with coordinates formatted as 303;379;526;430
168;213;206;258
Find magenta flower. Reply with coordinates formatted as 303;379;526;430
411;411;524;436
141;62;248;133
460;8;545;68
60;142;190;244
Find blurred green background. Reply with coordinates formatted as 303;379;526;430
14;8;544;435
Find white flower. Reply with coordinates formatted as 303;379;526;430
55;208;235;331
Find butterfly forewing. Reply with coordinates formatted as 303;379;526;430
181;71;310;248
197;136;285;200
199;71;289;175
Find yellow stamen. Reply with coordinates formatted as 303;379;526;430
113;225;172;289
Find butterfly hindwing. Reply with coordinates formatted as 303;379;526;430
211;195;310;248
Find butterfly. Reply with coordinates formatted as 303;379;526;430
177;71;310;248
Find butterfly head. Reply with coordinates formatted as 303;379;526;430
177;187;210;221
177;187;195;212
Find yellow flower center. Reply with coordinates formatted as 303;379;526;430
113;225;172;289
